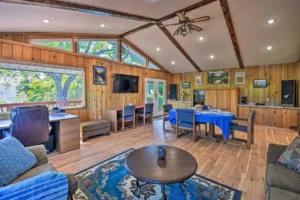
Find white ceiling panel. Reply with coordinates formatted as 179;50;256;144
61;0;201;19
228;0;300;67
163;1;239;71
126;26;196;73
0;2;146;34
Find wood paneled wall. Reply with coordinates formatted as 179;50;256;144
171;62;300;106
0;39;171;122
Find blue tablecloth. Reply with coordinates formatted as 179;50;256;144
169;109;235;141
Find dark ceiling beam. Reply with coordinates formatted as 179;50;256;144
158;24;202;72
158;0;217;23
120;23;155;38
1;0;157;23
219;0;244;69
120;0;217;37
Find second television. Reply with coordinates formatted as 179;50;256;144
113;74;139;93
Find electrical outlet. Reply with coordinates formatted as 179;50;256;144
98;115;102;119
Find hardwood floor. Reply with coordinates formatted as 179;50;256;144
49;119;298;200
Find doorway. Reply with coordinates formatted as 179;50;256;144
144;78;166;116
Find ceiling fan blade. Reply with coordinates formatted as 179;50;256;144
159;23;182;27
187;24;203;32
189;16;210;23
173;26;181;35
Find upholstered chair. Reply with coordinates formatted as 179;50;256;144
3;105;50;147
176;108;201;142
227;110;257;149
118;105;136;131
162;104;173;132
136;103;154;125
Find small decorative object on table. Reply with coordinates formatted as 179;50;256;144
157;146;167;159
51;107;67;116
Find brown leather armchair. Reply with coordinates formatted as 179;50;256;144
4;105;50;147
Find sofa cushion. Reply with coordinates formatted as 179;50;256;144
277;135;300;173
267;163;300;194
10;163;56;185
267;187;300;200
0;137;37;187
80;120;110;132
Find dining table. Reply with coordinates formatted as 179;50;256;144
168;109;235;141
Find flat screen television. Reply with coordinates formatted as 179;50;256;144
113;74;139;93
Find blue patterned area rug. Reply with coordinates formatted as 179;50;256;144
73;149;242;200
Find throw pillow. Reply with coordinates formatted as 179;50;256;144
277;135;300;173
0;137;37;187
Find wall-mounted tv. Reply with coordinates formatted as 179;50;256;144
182;82;190;89
113;74;139;93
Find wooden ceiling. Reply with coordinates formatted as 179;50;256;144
0;0;299;73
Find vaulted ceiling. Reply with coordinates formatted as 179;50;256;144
0;0;299;73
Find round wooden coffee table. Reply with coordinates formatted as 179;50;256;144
125;145;198;199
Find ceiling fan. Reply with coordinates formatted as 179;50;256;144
159;12;210;36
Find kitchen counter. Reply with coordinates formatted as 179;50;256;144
237;104;300;110
167;100;192;104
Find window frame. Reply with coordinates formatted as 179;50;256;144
121;41;147;68
30;38;73;52
78;39;119;61
0;59;86;113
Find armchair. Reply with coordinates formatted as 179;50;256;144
118;105;136;131
136;103;154;125
7;145;77;200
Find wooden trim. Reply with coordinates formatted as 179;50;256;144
117;38;122;62
2;0;157;23
121;38;170;73
158;0;217;23
158;25;202;72
219;0;244;69
120;23;155;38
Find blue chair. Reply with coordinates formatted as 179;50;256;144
162;104;173;132
176;108;201;142
136;103;154;125
227;110;257;149
118;105;136;131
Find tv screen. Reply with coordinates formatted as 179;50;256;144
113;74;139;93
182;82;190;89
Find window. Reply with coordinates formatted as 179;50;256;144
122;42;146;67
148;61;160;70
30;39;72;51
78;40;118;60
0;60;84;113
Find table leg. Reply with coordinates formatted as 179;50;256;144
180;181;188;192
161;184;167;200
133;179;141;197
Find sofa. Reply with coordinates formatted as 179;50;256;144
265;144;300;200
6;145;77;200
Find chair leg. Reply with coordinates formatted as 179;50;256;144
122;120;125;131
143;116;146;125
204;123;207;135
251;131;254;144
163;120;165;131
247;131;251;149
176;125;179;138
133;119;136;129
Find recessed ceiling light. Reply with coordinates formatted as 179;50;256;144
266;46;273;50
171;61;175;65
199;37;204;41
43;19;50;24
268;19;275;24
156;47;160;51
210;55;215;59
100;24;106;27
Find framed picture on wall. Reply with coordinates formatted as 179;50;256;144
195;75;203;86
253;79;267;88
207;70;228;84
235;72;245;84
93;66;107;85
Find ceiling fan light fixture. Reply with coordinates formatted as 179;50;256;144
173;27;181;35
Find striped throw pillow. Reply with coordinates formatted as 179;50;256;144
277;135;300;173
